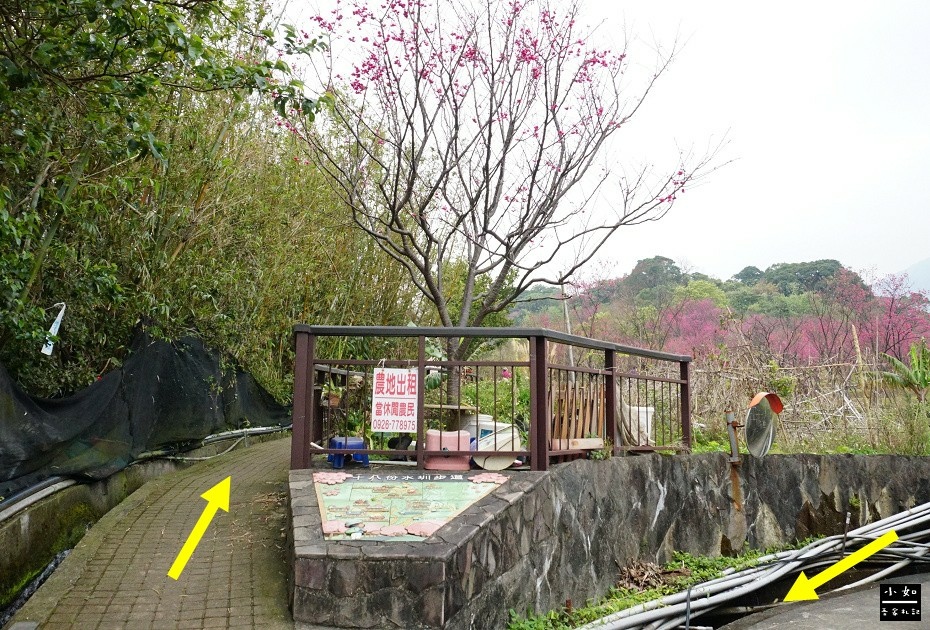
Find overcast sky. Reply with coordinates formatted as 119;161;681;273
579;0;930;281
287;0;930;282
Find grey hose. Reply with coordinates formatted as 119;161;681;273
580;500;930;630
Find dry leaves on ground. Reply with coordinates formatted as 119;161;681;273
616;561;691;591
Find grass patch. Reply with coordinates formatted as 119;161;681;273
507;544;808;630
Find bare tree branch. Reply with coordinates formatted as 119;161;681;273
299;0;722;356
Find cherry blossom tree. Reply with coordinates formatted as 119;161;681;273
804;269;872;362
865;274;930;360
298;0;719;358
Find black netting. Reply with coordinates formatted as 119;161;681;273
0;335;289;500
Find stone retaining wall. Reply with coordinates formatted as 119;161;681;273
289;453;930;628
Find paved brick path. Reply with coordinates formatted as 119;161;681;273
10;437;293;629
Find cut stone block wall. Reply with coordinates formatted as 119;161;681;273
289;453;930;628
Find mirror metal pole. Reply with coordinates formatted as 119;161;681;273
725;411;741;463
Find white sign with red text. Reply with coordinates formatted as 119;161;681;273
370;368;419;433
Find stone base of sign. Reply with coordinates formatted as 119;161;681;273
289;464;546;629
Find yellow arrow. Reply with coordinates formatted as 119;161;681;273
167;476;231;580
784;529;898;601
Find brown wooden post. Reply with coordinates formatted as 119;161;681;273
291;330;313;469
604;348;617;456
416;335;426;469
680;360;692;451
529;336;549;471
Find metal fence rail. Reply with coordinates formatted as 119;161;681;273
290;326;691;471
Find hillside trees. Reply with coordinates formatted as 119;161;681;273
626;256;685;294
299;0;718;361
732;265;762;286
0;0;413;398
510;258;930;449
512;257;930;364
1;0;318;333
761;259;844;295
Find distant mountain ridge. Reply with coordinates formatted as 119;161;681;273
905;257;930;295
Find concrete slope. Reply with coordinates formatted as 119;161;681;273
723;572;930;629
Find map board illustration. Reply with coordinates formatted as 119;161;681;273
314;471;508;541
